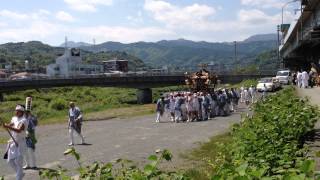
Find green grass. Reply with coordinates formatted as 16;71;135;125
182;133;232;180
0;85;187;125
216;79;258;89
0;137;7;144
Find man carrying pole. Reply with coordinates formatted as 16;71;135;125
23;97;38;170
2;105;28;180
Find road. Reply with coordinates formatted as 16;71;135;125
0;105;247;180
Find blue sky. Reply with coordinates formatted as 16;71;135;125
0;0;300;45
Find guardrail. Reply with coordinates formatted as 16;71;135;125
1;70;277;82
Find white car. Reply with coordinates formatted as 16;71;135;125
276;70;292;85
257;77;277;92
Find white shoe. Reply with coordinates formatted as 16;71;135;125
68;143;74;146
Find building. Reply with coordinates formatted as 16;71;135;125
47;48;103;77
102;60;128;72
279;0;320;70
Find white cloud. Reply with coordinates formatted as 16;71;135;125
64;0;113;12
0;1;298;45
75;26;175;43
0;22;8;27
127;11;144;24
238;9;295;26
238;9;275;25
241;0;286;9
56;11;75;22
0;21;65;43
0;10;28;20
144;0;216;30
0;9;52;21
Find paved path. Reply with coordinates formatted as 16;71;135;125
0;106;247;180
296;87;320;170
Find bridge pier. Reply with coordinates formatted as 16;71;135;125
137;88;152;104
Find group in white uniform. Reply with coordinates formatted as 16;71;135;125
296;70;310;88
155;88;243;123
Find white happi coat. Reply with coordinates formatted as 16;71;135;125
7;116;28;161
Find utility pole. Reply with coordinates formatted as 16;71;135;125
65;36;68;52
277;25;281;67
234;41;237;62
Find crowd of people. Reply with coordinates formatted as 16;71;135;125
155;86;258;123
292;63;320;88
293;70;319;88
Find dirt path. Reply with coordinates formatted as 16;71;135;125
0;105;248;180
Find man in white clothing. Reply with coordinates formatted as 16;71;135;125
24;110;38;170
302;70;309;88
297;71;302;88
3;105;28;180
240;86;244;103
68;102;85;146
248;85;256;103
155;96;165;123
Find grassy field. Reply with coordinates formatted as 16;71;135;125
0;85;187;125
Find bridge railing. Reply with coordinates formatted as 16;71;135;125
0;70;277;82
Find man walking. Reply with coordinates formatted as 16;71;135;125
302;70;309;88
174;94;183;122
3;105;28;180
68;102;85;146
155;96;165;123
297;71;302;88
248;85;256;103
23;110;38;170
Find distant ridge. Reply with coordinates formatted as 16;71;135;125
243;33;278;42
59;41;91;48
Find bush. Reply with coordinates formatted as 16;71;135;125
39;148;189;179
211;87;320;179
50;98;67;111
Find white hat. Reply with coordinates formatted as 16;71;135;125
15;105;25;112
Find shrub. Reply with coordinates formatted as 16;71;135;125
39;148;189;179
211;87;320;178
50;98;67;111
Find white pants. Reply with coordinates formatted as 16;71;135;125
69;128;85;144
8;156;24;180
174;110;182;122
156;111;162;122
25;147;36;167
302;79;308;88
297;80;302;88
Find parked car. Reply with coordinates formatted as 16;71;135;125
276;70;292;85
257;77;278;92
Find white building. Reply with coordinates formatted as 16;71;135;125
47;48;103;77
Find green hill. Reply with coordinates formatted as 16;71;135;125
0;41;146;71
80;37;278;69
0;34;279;72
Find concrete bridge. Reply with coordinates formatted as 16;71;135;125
0;74;272;103
280;0;320;69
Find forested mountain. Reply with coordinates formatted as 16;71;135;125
0;34;279;72
0;41;146;71
80;34;278;69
